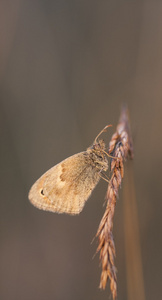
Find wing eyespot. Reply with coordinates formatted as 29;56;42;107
40;189;44;196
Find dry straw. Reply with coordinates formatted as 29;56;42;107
96;106;134;299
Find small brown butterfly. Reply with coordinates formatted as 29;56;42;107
28;125;112;215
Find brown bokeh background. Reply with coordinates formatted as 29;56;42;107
0;1;162;299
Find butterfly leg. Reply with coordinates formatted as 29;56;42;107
95;165;110;182
99;171;110;183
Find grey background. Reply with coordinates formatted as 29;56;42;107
0;1;162;299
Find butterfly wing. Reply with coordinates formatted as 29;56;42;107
28;152;101;215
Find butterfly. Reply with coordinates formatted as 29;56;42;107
28;125;112;215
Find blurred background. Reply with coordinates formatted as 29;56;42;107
0;1;162;299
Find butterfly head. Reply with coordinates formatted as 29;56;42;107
87;139;108;171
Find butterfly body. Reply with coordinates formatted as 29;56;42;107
29;139;108;215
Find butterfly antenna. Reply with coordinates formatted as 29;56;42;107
94;124;112;144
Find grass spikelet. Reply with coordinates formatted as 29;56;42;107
96;106;134;299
